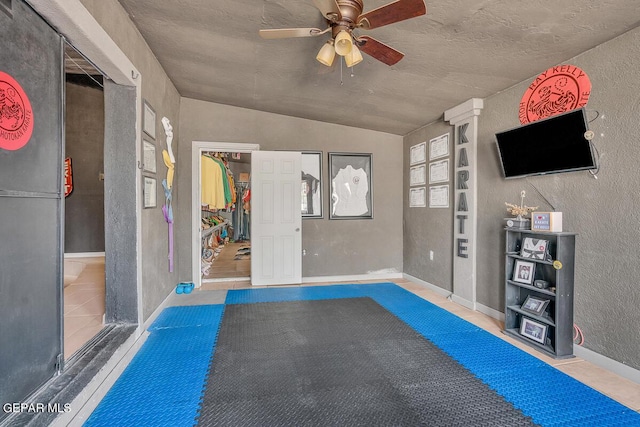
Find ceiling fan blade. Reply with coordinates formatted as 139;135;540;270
259;28;325;39
312;0;341;20
357;0;426;30
356;36;404;66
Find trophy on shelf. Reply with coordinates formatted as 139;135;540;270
505;190;538;229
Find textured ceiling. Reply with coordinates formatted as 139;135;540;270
116;0;640;135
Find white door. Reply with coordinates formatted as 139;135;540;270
251;151;302;285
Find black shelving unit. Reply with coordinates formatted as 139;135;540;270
503;228;576;358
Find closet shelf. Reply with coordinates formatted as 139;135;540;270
202;220;228;238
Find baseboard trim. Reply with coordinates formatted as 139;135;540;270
401;273;452;297
302;272;403;284
450;294;475;310
573;345;640;385
476;302;505;322
64;252;105;258
142;287;180;330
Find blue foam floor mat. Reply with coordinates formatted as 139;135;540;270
84;283;640;427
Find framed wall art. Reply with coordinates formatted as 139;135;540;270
143;139;157;173
329;152;373;220
410;141;426;165
429;133;450;160
301;151;323;219
409;187;426;208
143;176;157;209
429;185;449;208
429;159;449;184
410;164;426;186
143;100;156;140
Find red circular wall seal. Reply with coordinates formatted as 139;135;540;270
519;65;591;124
0;71;34;150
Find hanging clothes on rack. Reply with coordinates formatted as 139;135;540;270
242;186;251;241
201;154;226;210
233;182;250;241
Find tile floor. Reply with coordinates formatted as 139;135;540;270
63;257;105;359
196;277;640;412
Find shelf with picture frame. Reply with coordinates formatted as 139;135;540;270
503;228;577;359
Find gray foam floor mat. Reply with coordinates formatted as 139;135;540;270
197;297;536;426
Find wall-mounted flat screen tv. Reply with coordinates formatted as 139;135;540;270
496;108;596;179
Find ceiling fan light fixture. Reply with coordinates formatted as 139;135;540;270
316;40;336;67
345;44;363;67
334;30;353;56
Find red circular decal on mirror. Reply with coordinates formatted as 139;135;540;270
0;71;34;151
519;65;591;124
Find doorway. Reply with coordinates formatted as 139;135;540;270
201;151;252;281
63;41;107;359
192;142;259;288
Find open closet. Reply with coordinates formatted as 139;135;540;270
200;151;251;280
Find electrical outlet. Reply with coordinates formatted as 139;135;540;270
429;250;434;261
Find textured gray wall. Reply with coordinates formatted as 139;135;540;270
403;123;454;290
478;26;640;371
177;99;404;281
64;82;105;253
82;0;182;321
405;26;640;370
104;81;137;323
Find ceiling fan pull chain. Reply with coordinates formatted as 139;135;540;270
340;58;344;85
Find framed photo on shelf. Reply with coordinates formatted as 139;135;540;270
329;152;373;220
143;176;157;209
513;259;535;285
142;139;157;173
143;100;156;140
520;237;549;260
521;295;550;316
519;317;548;344
301;151;323;219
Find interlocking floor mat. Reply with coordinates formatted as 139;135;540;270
196;297;534;426
83;283;640;427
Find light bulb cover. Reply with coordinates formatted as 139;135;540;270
345;44;363;67
334;30;353;57
316;41;335;67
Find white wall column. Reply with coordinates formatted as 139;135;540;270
444;98;483;310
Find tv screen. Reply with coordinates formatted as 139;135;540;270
496;108;596;179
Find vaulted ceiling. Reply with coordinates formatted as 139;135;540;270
116;0;640;135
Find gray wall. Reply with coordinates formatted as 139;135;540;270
81;0;182;321
405;26;640;371
403;123;454;290
64;81;105;253
177;99;404;280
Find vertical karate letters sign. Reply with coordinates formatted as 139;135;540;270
0;71;34;150
456;123;469;258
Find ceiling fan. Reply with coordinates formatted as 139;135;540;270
259;0;427;67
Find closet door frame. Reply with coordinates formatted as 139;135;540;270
191;141;260;288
